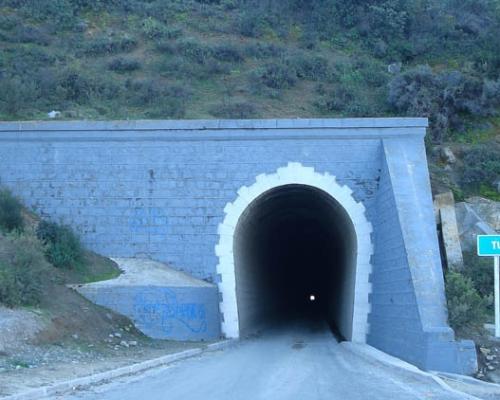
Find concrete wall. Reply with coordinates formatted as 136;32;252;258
0;119;383;283
369;138;477;373
77;285;221;341
0;118;476;373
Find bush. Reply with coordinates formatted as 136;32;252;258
14;0;76;29
82;35;137;56
108;57;141;73
236;11;266;37
0;189;24;233
209;101;257;118
11;25;52;45
141;17;182;40
445;271;487;334
55;69;93;103
461;145;500;190
5;46;56;76
244;42;285;59
126;79;191;117
0;77;41;116
462;252;494;314
36;221;83;269
0;14;21;31
176;39;213;65
211;43;244;63
287;54;329;81
0;234;49;307
50;68;121;104
259;62;297;89
315;86;354;113
388;66;500;142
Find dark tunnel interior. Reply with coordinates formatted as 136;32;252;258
233;184;357;340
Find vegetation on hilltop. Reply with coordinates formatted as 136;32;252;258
0;0;499;196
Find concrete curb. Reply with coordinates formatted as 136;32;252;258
435;371;500;399
341;343;483;400
1;340;236;400
436;371;500;387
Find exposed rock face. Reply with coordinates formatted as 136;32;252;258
455;198;498;252
466;197;500;231
440;146;457;165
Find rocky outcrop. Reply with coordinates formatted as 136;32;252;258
455;197;499;253
465;197;500;231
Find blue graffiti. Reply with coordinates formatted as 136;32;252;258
133;289;207;334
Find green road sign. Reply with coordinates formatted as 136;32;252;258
477;235;500;256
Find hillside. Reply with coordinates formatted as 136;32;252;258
0;0;499;197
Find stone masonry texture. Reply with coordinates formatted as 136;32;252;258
0;118;476;373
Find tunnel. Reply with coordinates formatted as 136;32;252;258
233;184;357;340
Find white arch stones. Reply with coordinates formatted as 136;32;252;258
215;162;373;343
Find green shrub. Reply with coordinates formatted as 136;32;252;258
209;101;257;118
388;66;500;142
258;62;297;89
0;189;24;233
5;47;56;75
36;221;83;269
141;17;182;40
244;42;285;59
13;0;76;29
463;252;494;298
461;145;500;190
0;234;49;307
287;54;329;81
462;252;494;315
49;68;122;104
108;57;141;73
445;271;487;333
142;17;167;39
0;14;21;31
82;35;137;56
11;25;52;45
176;39;212;65
126;79;191;118
0;77;41;116
236;11;266;38
211;43;244;63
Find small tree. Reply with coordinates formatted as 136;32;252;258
445;271;487;334
0;189;24;232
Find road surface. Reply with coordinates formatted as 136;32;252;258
64;322;469;400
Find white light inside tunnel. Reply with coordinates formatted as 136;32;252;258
309;295;316;301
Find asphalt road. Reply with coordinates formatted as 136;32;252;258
64;322;469;400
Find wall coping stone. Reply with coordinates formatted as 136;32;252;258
0;118;428;142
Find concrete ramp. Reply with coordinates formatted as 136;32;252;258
73;258;221;341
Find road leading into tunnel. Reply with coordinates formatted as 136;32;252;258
63;322;469;400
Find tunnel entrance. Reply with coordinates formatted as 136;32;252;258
233;184;357;339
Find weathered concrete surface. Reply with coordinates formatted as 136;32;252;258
83;258;213;288
434;191;464;270
73;258;221;341
61;323;471;400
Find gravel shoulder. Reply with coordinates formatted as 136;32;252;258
0;339;204;397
